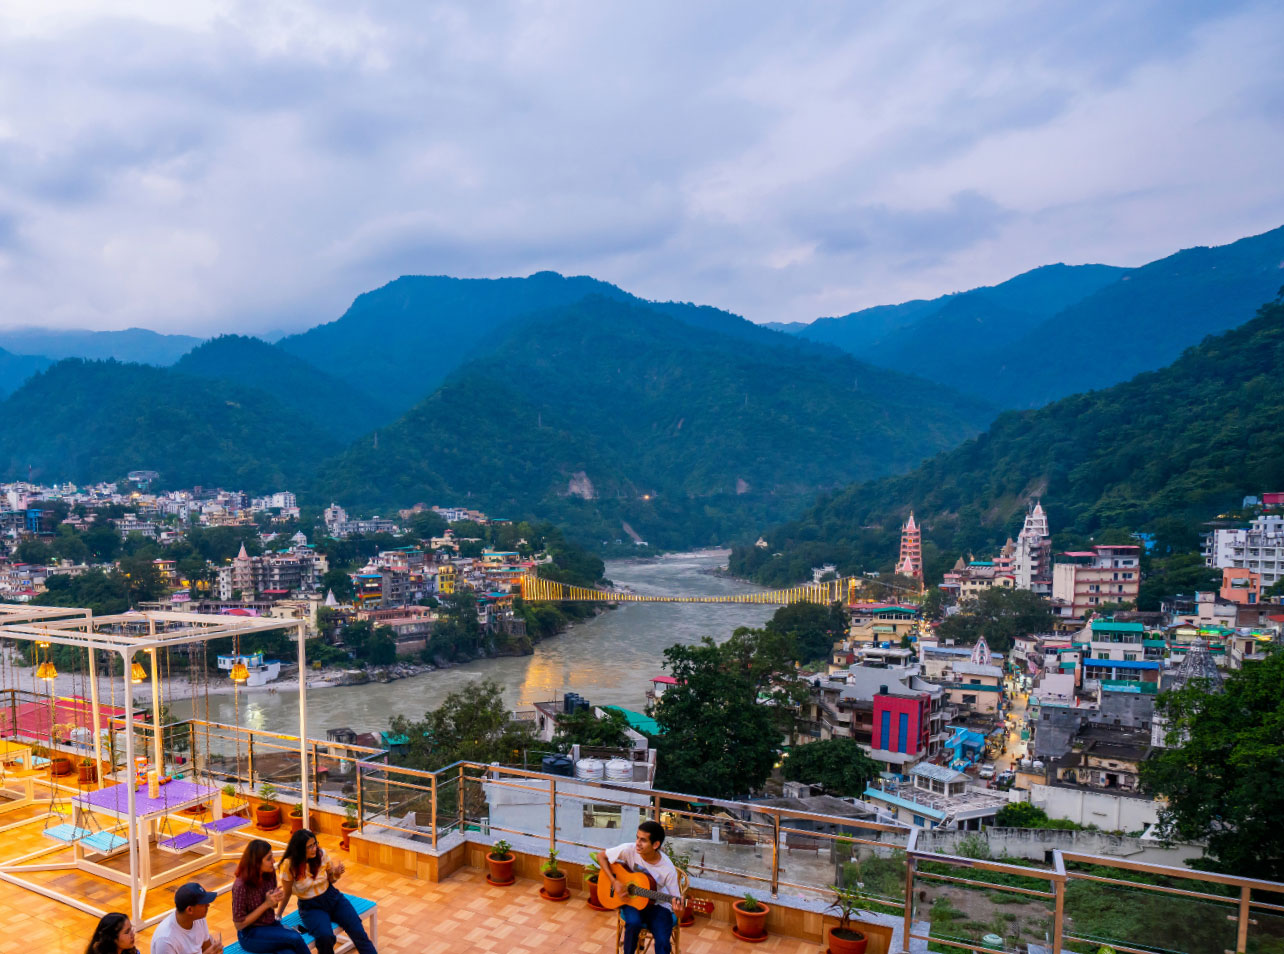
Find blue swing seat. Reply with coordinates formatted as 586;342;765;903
81;830;127;854
43;823;90;843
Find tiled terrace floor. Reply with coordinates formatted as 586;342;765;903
0;774;825;954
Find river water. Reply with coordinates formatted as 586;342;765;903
203;550;772;737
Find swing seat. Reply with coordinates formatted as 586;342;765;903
203;815;250;834
31;756;50;768
82;831;127;854
43;823;90;843
158;830;208;853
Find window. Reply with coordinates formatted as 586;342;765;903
583;804;622;829
962;694;977;704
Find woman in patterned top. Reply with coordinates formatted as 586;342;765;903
232;840;309;954
276;829;377;954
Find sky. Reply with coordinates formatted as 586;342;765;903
1;1;1282;334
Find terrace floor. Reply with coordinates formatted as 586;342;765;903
0;773;826;954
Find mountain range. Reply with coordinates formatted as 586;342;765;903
732;293;1284;585
0;223;1281;549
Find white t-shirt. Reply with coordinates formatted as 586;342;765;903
604;842;681;911
150;911;211;954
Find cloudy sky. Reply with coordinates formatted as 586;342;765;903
1;1;1282;334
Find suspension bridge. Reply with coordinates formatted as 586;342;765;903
518;574;878;605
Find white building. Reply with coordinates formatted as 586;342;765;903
1204;514;1284;586
1014;502;1052;594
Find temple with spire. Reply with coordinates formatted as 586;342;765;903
897;512;923;582
1014;501;1052;595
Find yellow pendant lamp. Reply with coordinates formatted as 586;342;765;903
36;660;58;681
229;659;250;683
130;660;148;684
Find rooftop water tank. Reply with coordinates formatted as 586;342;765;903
542;754;573;777
575;758;605;781
604;758;633;782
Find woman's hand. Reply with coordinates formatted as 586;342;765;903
268;886;284;905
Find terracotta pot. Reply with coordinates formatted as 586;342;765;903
678;900;696;927
289;812;304;833
50;757;73;777
828;926;868;954
255;805;282;830
486;852;515;885
77;763;98;784
542;871;567;899
340;822;358;851
585;875;608;911
732;900;770;939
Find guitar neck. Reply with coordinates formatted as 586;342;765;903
628;884;673;904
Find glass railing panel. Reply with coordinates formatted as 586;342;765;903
911;857;1055;953
1247;901;1284;954
1062;874;1238;954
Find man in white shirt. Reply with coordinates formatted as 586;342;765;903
151;882;224;954
593;821;682;954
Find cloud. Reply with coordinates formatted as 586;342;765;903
0;0;1280;332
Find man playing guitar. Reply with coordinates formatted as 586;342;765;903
594;821;682;954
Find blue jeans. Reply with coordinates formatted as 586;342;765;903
297;885;377;954
621;904;675;954
236;922;310;954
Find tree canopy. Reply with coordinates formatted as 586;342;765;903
764;601;849;665
390;679;533;772
782;738;880;797
1141;648;1284;880
934;587;1054;652
551;707;631;753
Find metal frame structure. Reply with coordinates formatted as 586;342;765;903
0;606;310;927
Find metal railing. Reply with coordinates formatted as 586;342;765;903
5;697;1282;953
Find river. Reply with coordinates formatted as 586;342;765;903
203;550;773;737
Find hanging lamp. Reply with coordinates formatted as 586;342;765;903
229;659;250;683
36;661;58;681
130;660;148;684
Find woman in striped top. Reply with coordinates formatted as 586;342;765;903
276;829;377;954
232;840;308;954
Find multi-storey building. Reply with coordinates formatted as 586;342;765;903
1014;501;1052;594
216;544;319;600
1204;514;1284;586
1051;545;1141;617
1087;619;1146;661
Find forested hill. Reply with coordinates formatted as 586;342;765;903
0;360;339;490
789;224;1284;410
174;335;390;440
0;347;52;398
732;295;1284;586
311;295;995;548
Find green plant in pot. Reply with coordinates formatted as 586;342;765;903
541;848;568;899
825;880;869;954
77;756;98;784
732;892;770;940
583;860;609;910
255;783;282;830
340;802;359;851
487;838;515;886
289;801;305;833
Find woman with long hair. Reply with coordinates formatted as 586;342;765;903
275;829;377;954
85;913;139;954
232;839;309;954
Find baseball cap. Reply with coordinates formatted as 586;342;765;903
174;882;218;911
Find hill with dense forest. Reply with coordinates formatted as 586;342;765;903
0;360;339;490
174;335;389;441
311;296;995;548
0;347;52;397
0;327;201;365
732;295;1284;586
790;225;1284;408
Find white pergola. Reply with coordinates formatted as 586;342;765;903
0;606;310;927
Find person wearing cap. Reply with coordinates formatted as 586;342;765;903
150;882;224;954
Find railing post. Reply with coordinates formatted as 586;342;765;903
430;771;438;850
355;761;365;832
770;810;780;898
651;794;661;823
311;741;320;807
189;723;197;777
549;778;558;855
1237;884;1251;954
457;764;465;834
247;735;255;790
900;855;916;954
1053;871;1065;953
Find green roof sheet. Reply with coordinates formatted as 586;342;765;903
1143;639;1168;647
602;705;663;736
1091;620;1145;633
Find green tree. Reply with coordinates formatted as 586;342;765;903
83;523;121;562
782;739;880;796
1141;649;1284;880
993;802;1081;830
320;568;354;602
765;601;848;664
363;625;398;666
551;707;631;753
410;510;448;540
391;679;533;772
653;631;801;798
14;539;54;565
934;587;1054;652
51;525;90;564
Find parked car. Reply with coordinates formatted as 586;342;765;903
978;763;996;779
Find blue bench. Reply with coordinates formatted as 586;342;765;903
222;895;377;954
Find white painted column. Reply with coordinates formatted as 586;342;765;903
297;622;310;827
122;649;141;928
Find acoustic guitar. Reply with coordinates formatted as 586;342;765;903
597;860;713;915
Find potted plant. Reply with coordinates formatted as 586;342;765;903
732;892;770;941
289;802;305;833
540;848;568;900
77;756;98;784
255;783;282;830
584;861;608;911
486;838;515;886
340;803;359;851
825;881;869;954
664;843;695;926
